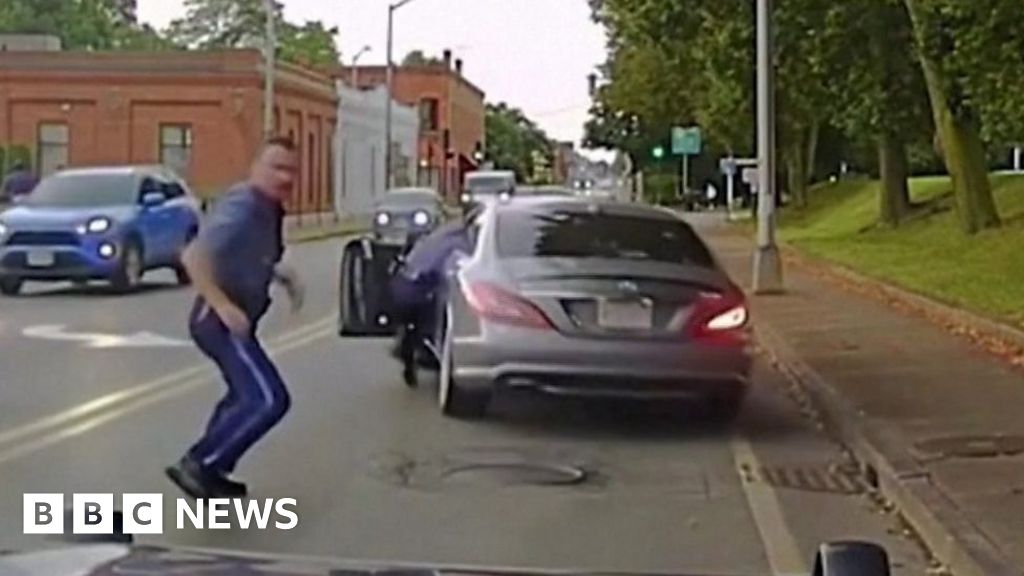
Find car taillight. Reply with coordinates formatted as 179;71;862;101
688;289;749;344
464;281;553;330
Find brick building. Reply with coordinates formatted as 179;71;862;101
0;49;337;214
339;52;485;200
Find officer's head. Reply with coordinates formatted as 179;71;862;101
251;136;299;203
11;160;25;172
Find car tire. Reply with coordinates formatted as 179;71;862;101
174;228;198;286
438;306;490;419
111;240;144;293
0;277;23;296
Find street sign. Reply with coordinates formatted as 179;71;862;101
671;127;702;156
720;157;738;176
742;167;760;187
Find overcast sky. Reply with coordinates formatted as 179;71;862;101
137;0;608;151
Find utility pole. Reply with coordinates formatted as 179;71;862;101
752;0;783;293
262;0;276;139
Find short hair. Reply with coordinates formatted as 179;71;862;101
263;136;297;153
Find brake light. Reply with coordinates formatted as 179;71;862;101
688;289;749;343
464;281;553;330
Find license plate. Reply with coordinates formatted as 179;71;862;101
26;249;55;268
598;299;653;330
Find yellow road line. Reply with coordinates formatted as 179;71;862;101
0;317;334;454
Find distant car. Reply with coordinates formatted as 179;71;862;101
340;196;753;419
0;166;201;295
373;187;446;246
461;170;517;207
519;185;577;197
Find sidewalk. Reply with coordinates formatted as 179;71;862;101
282;212;370;244
697;216;1024;576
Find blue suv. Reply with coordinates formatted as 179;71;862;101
0;166;201;295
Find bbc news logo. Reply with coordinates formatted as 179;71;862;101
24;494;298;534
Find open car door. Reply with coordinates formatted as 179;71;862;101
338;237;405;337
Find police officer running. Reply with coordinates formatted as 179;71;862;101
166;137;305;499
390;206;478;386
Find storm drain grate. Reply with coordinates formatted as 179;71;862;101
755;464;866;495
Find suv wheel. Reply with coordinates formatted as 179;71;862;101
0;277;23;296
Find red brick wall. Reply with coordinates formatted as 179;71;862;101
0;50;338;214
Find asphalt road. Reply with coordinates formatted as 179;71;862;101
0;233;930;576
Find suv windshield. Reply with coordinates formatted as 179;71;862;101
25;173;136;208
497;208;716;267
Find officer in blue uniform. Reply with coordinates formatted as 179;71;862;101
166;137;305;499
390;207;478;386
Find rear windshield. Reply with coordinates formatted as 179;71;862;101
381;191;437;207
466;175;514;193
497;208;716;267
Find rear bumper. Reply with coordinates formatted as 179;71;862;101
452;323;753;399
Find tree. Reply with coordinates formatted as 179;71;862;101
402;50;443;66
485;103;554;184
0;0;164;50
278;21;340;68
901;0;1016;233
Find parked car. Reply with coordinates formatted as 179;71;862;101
373;187;446;246
339;195;752;419
0;166;201;295
461;170;517;207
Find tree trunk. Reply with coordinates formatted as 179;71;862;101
786;147;808;209
903;0;1000;234
806;121;820;185
878;131;911;227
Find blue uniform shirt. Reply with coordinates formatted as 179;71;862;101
391;220;473;309
197;184;285;322
2;170;38;198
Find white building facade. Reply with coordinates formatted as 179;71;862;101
334;83;419;217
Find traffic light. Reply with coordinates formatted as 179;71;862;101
652;146;665;160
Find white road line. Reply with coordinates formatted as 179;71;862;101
730;434;809;576
0;317;334;454
0;326;332;465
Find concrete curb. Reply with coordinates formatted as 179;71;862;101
754;321;1020;576
284;220;369;244
779;245;1024;356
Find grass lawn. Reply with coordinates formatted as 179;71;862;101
778;173;1024;329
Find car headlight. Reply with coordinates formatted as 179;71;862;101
77;217;112;235
498;191;511;202
412;211;430;226
0;222;7;237
460;193;472;204
375;212;391;226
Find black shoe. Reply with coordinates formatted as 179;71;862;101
211;474;248;498
402;364;418;388
165;457;217;499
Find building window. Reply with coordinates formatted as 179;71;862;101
159;125;192;178
419;98;439;132
37;123;69;177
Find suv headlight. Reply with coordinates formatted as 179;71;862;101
460;193;472;204
0;222;7;237
375;212;391;226
76;217;112;235
412;211;430;226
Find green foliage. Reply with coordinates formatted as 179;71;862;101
485;103;554;184
167;0;339;67
402;50;444;66
0;0;164;50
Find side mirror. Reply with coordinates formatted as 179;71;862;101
141;192;166;208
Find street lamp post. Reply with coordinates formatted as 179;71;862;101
262;0;277;139
385;0;418;191
752;0;784;293
350;45;371;87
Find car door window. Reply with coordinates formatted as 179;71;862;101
138;177;160;203
163;179;185;200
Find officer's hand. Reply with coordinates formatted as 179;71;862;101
285;274;306;313
216;303;251;338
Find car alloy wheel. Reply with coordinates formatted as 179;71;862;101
438;305;490;419
113;242;143;293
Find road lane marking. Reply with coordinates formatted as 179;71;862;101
730;435;808;576
22;325;190;348
0;325;332;465
0;316;335;454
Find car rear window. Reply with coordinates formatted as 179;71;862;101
497;208;716;267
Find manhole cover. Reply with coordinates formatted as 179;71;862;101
754;464;865;495
914;435;1024;459
442;463;588;487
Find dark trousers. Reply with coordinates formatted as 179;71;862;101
186;299;291;475
391;275;433;370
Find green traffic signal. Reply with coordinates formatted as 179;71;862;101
652;146;665;160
